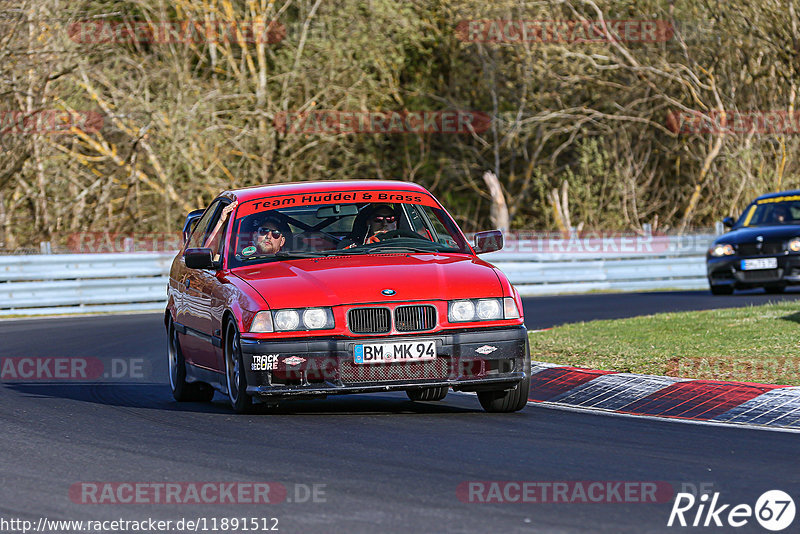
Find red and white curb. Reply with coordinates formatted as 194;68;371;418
528;362;800;430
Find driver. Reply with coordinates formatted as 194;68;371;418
250;214;289;255
772;205;790;223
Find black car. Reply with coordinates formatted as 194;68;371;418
707;191;800;295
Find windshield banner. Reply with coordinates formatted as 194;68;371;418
237;190;440;217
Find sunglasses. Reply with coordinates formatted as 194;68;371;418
371;216;396;223
257;227;283;238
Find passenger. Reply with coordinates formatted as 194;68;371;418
339;204;398;248
363;204;398;244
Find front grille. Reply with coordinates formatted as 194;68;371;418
395;305;437;332
339;359;449;384
740;269;781;282
737;242;784;256
348;307;391;334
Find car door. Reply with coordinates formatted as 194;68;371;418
179;199;224;368
192;199;236;372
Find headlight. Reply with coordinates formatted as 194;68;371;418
709;243;735;257
476;299;503;320
789;238;800;252
302;308;329;329
449;300;476;322
250;311;274;333
270;307;334;331
449;298;516;322
274;310;300;331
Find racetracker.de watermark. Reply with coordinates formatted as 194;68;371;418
273;110;491;135
667;110;800;135
671;357;800;383
252;355;493;382
492;231;712;255
69;482;326;504
457;481;674;503
0;357;149;382
66;232;182;253
0;110;103;135
456;20;674;43
67;20;285;44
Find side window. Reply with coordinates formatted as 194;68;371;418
420;205;458;247
186;200;223;249
204;203;233;262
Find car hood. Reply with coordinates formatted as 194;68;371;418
715;225;800;245
231;253;504;309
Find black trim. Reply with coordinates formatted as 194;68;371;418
175;321;222;347
238;325;528;397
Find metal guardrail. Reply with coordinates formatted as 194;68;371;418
0;234;716;316
483;234;715;296
0;253;174;316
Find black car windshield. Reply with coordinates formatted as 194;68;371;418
739;197;800;227
227;195;470;268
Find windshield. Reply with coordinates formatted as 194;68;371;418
739;197;800;227
226;191;470;268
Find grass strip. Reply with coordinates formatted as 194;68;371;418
528;302;800;385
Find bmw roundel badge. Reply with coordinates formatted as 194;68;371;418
381;289;396;296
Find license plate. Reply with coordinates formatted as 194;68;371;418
741;257;778;270
353;340;436;364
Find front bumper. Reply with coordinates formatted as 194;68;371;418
239;326;529;398
707;254;800;288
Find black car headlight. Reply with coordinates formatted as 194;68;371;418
250;308;334;332
789;238;800;252
448;298;519;322
709;244;735;257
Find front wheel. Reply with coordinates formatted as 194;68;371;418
709;284;734;295
407;386;448;402
225;321;253;413
477;376;531;413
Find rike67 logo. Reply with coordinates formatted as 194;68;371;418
668;490;796;531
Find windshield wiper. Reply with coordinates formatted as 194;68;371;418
236;251;324;261
364;244;441;253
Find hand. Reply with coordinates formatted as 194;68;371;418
222;201;238;217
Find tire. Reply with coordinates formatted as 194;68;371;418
224;321;253;413
764;285;786;294
477;350;531;413
478;376;531;413
406;386;448;402
167;317;214;402
709;284;734;295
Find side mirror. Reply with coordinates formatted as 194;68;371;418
473;230;504;254
183;209;206;243
184;248;215;269
722;216;735;228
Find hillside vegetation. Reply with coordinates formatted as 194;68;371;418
1;0;798;248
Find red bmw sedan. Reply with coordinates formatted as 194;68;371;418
166;180;530;413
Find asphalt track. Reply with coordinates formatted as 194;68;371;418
1;295;798;533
